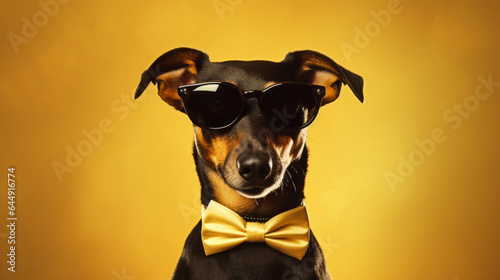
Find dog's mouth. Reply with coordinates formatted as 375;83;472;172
236;188;265;199
238;187;263;196
235;184;282;199
222;170;285;199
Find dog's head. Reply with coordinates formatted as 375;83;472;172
135;48;363;212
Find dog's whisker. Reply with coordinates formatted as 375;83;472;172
305;135;319;144
290;165;299;174
286;170;297;192
291;180;297;192
297;165;306;176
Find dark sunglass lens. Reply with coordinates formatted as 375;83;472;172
186;84;243;128
261;84;318;130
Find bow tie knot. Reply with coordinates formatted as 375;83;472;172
246;222;266;242
201;200;310;260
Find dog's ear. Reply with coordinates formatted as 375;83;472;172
134;48;209;111
282;50;364;105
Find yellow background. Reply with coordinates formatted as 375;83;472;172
1;0;499;279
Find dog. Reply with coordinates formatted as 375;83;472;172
134;48;363;280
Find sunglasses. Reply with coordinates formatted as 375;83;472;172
177;82;326;130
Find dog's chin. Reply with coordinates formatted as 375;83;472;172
234;183;282;199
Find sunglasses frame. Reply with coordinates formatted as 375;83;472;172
177;82;326;130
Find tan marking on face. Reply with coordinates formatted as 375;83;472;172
194;127;242;169
205;166;258;214
270;130;307;165
194;126;254;213
194;127;217;168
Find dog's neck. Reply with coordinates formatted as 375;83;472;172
193;144;308;218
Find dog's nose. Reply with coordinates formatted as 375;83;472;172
236;153;272;183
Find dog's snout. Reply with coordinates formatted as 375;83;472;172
236;153;272;183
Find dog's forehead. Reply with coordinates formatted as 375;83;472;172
197;60;293;91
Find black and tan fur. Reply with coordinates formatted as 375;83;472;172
135;47;363;280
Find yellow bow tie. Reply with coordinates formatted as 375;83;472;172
201;200;310;260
